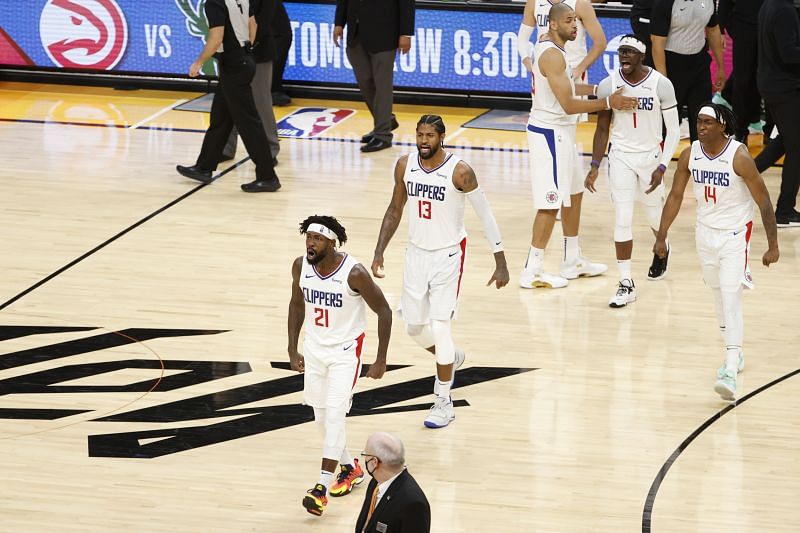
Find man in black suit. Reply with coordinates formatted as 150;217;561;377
355;432;430;533
333;0;415;153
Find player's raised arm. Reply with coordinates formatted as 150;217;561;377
572;0;607;80
372;155;409;278
348;264;392;378
517;0;537;72
654;147;692;257
733;146;780;266
287;256;306;373
453;161;509;289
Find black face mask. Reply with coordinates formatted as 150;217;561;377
365;456;379;478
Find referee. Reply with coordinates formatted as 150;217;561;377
176;0;280;193
650;0;725;141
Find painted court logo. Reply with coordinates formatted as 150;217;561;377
277;107;355;138
40;0;128;70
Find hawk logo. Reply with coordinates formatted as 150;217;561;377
40;0;128;70
0;326;535;459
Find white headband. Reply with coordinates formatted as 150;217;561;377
307;223;336;240
698;105;724;123
618;36;646;54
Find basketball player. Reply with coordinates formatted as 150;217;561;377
518;0;607;104
518;3;637;289
584;35;680;307
288;215;392;516
371;114;509;429
654;104;779;401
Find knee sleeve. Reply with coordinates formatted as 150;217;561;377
643;201;663;232
613;199;634;242
406;323;435;349
320;405;347;460
721;288;743;348
431;319;455;365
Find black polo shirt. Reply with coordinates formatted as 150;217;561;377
758;0;800;97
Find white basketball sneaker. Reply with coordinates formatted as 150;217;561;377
608;279;636;308
424;396;455;428
560;254;608;280
454;348;466;370
519;269;568;289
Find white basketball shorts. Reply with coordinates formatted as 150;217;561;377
695;221;754;292
527;122;584;209
608;147;665;207
400;239;466;325
303;333;364;409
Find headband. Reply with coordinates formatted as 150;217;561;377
306;223;336;240
698;105;724;124
618;36;646;54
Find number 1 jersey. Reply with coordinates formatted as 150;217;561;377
300;254;366;346
403;152;467;251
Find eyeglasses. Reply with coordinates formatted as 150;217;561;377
360;451;379;463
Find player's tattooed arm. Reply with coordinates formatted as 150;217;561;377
287;257;305;373
453;161;479;192
372;155;409;278
349;264;391;378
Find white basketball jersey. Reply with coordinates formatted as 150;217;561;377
300;254;366;346
534;0;587;68
609;68;664;153
403;152;467;251
689;139;754;230
530;41;576;127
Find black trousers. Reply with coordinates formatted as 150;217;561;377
763;92;800;216
629;16;653;67
666;50;712;141
729;19;761;133
196;53;276;181
271;2;292;93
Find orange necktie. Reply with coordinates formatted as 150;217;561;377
363;485;379;530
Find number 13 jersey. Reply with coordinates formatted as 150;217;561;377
689;138;754;230
403;152;467;251
301;254;366;346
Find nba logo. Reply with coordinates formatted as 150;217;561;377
277;108;355;138
40;0;128;70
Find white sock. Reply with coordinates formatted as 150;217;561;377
564;236;579;263
525;246;545;271
725;348;741;374
436;379;453;400
340;448;354;468
617;259;632;281
318;470;334;490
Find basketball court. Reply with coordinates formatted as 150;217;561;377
1;80;798;532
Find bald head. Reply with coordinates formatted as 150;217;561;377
549;2;574;23
366;432;405;470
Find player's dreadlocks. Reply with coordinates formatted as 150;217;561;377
299;215;348;246
699;101;737;137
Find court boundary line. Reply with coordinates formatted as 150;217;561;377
641;367;800;532
0;159;250;312
129;98;189;130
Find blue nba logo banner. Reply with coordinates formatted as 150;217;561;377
276;108;355;138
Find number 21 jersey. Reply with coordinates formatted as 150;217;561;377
300;254;366;346
403;152;467;251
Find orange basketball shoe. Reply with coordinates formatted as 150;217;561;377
302;483;328;516
329;459;365;497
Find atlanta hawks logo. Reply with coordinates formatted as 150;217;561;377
40;0;128;70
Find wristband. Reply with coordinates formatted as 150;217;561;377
590;159;601;168
592;84;598;96
605;96;610;110
657;164;667;173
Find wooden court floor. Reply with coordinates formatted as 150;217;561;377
0;81;798;532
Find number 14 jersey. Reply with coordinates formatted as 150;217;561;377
403;152;467;251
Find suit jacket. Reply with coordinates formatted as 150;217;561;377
334;0;415;54
354;470;431;533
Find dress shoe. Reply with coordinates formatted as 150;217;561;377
241;177;281;192
176;164;212;184
361;118;399;144
272;91;291;106
360;138;391;153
